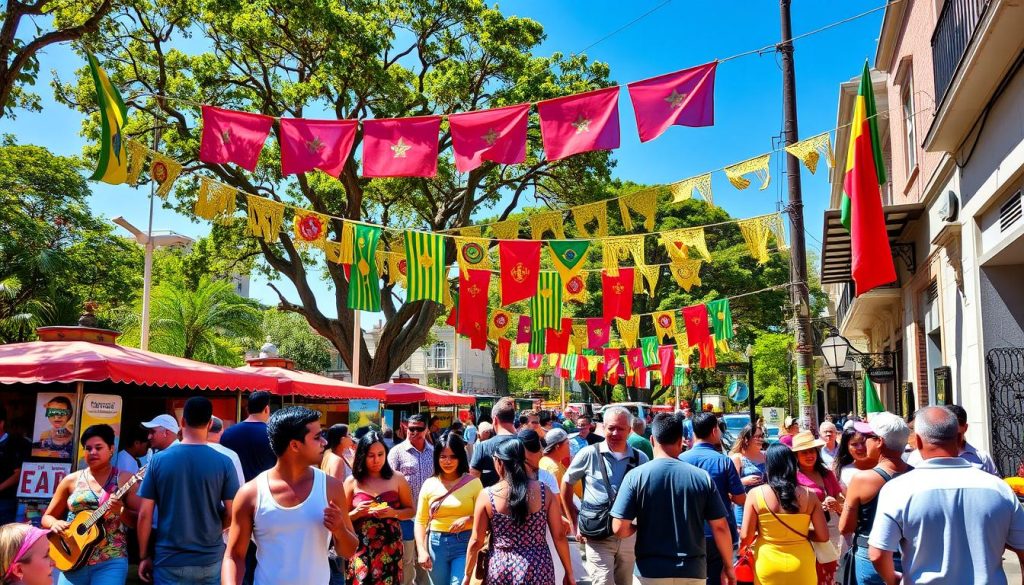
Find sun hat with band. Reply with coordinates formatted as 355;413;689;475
789;430;826;452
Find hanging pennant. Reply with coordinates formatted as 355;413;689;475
200;105;274;171
682;304;716;369
572;201;609;238
530;271;563;331
490;219;520;241
587;317;610;349
670;173;713;205
564;274;588;303
771;213;789;251
195;177;237;224
617;189;658;232
497;338;512;370
324;241;344;265
126;140;148;185
669;258;703;292
149;153;182;199
384;251;408;286
362;116;442;178
603;348;623;385
489;309;514;340
658;345;677;385
737;215;775;263
528;322;546;355
516;315;533;344
499;240;542;305
641;336;660;367
546;318;572;355
527;353;543;370
563;353;579;378
449;103;530;172
442;280;455;308
528;211;566;240
456;236;491;276
707;298;734;353
348;224;383;312
575;356;591;382
602;268;634;323
784;132;834;174
548;241;590;282
336;222;355;265
292;209;330;250
627;61;717;142
615;315;640;348
636;265;660;298
537;86;620;161
653;310;677;342
404;230;447;303
458;226;483;238
572;324;588;354
279;118;358;177
602;236;644;277
661;227;712;262
457;269;491;347
246;196;286;243
626;348;644;374
724;153;771;190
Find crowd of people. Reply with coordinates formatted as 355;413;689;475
0;394;1022;585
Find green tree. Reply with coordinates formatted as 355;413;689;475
751;331;794;409
260;309;332;374
63;0;615;384
119;276;262;365
0;139;142;342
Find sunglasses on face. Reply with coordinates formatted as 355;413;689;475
407;426;427;434
46;408;71;418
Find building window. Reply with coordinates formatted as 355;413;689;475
428;341;450;370
902;76;917;174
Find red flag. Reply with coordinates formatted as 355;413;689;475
576;357;590;382
537;86;620;161
627;61;717;143
626;348;644;372
279;118;357;177
516;315;533;344
499;240;542;305
199;106;274;171
497;338;511;369
682;304;717;369
362;116;441;177
445;301;458;327
545;318;572;355
658;345;676;384
604;348;622;384
527;354;543;370
602;268;634;323
698;341;717;369
458;269;491;348
449;104;530;172
587;318;610;349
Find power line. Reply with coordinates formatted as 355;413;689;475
575;0;674;55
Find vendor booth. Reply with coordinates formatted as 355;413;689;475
374;378;475;438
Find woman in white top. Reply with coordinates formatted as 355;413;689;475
832;424;880;490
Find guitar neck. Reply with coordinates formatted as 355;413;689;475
84;466;146;529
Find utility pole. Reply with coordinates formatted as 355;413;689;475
779;0;817;432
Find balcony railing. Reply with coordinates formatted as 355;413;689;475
931;0;991;105
836;282;855;330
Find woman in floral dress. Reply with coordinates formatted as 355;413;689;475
344;431;414;585
463;438;573;585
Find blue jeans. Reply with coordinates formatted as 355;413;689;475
58;557;129;585
428;531;470;585
153;562;221;585
854;545;901;585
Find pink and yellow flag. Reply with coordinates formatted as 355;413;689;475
627;61;717;142
537;86;620;161
449;104;530;172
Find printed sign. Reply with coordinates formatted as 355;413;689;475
31;392;76;460
762;407;785;427
17;462;71;499
76;394;123;468
348;399;381;431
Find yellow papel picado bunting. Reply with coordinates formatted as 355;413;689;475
618;189;658;232
615;315;641;348
670;173;713;206
784;132;834;174
529;211;565;240
724;153;771;191
195;177;237;224
246;196;286;243
669;258;703;291
572;201;609;238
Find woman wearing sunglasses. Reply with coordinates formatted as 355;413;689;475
729;423;767;528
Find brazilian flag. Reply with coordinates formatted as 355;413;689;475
547;240;590;282
87;54;128;184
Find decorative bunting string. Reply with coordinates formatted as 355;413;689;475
572;201;609;238
724;153;771;190
670;173;713;206
784;132;834;174
246;196;286;243
618;189;658;231
194;177;237;224
528;211;566;240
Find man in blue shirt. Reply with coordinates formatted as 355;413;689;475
611;413;735;585
679;412;745;585
137;396;240;585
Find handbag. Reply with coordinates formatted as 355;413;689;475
467;531;490;585
578;448;639;540
761;489;840;564
734;547;755;584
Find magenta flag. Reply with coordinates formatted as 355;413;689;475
527;354;543;370
516;315;533;344
362;116;441;177
627;61;717;143
279;118;357;177
199;106;274;171
586;318;610;349
537;86;620;161
449;104;530;172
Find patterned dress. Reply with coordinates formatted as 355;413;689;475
65;468;127;567
487;486;555;585
348;490;403;585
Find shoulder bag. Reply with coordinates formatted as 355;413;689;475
760;488;840;564
578;447;639;540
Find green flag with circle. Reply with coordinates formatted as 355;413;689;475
547;240;591;282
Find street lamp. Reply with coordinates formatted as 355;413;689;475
113;217;194;351
820;335;851;372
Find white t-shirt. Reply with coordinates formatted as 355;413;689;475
538;469;560;494
207;442;246;487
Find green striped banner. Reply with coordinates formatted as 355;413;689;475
347;224;382;311
529;323;546;354
403;230;446;303
530;271;562;331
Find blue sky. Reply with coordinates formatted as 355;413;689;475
5;1;884;319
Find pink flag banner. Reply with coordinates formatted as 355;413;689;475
537;86;620;161
449;104;530;172
527;354;543;369
516;315;533;344
279;118;357;177
199;106;274;171
362;116;441;177
627;61;717;143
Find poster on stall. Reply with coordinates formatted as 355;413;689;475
382;410;395;434
17;461;71;499
348;400;381;431
31;392;76;460
76;394;123;468
16;501;47;527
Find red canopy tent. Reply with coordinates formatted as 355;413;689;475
236;365;384;400
373;381;476;406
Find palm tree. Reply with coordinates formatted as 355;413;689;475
121;276;262;366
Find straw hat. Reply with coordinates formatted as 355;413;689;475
789;430;826;452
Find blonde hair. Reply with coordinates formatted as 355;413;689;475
0;523;34;581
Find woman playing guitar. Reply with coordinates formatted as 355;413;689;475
41;424;142;585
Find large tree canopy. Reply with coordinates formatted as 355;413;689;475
62;0;616;384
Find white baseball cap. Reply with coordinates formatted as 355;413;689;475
141;414;180;434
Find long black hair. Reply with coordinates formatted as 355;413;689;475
352;431;393;481
493;438;531;525
325;424;349;451
765;443;800;513
433;431;469;477
833;427;864;474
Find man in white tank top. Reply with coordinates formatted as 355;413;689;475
222;407;358;585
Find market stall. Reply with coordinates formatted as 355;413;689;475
374;378;476;436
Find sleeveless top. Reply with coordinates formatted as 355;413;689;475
66;468;126;566
253;469;331;585
738;455;766;492
754;488;812;545
854;467;903;540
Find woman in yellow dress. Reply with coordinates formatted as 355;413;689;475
739;443;829;585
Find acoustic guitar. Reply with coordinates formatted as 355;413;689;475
48;466;147;572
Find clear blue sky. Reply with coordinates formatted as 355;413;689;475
6;0;884;319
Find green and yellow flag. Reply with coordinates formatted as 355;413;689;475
865;373;885;415
348;224;382;311
707;298;733;353
403;230;447;303
87;54;129;184
530;271;563;331
547;240;590;282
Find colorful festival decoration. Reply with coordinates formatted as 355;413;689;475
587;318;610;349
616;316;641;349
682;304;717;369
530;272;563;331
246;196;286;243
602;268;634;323
784;131;834;175
362;116;442;178
448;104;530;172
457;269;491;349
291;210;329;250
724;153;771;191
87;54;129;185
403;231;447;303
670;173;713;205
653;310;677;342
279;118;357;177
199;106;274;171
618;189;659;232
537;86;621;161
564;275;588;302
348;224;383;311
547;241;591;282
627;61;717;143
707;298;733;353
489;310;514;340
516;315;532;344
195;177;237;223
498;240;541;306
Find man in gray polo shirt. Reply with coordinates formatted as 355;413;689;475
562;406;649;585
868;406;1024;584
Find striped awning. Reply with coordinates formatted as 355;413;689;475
820;203;925;284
